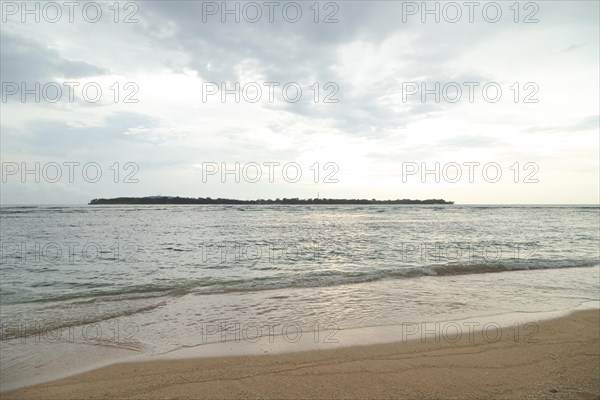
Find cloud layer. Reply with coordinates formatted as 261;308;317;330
1;1;598;204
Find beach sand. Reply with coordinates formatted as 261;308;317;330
2;309;598;400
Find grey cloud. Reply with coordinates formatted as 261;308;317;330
0;32;109;83
522;115;599;134
131;1;508;136
562;43;587;53
2;112;159;159
366;133;506;163
2;111;301;170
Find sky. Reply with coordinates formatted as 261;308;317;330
1;0;598;204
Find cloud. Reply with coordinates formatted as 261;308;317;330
0;32;108;83
521;115;600;134
2;112;158;159
1;0;598;203
127;2;508;135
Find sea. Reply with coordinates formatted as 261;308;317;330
1;204;599;390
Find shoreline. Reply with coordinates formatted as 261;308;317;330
2;266;598;393
3;308;598;399
1;302;597;392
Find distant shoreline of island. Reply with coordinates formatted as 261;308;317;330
89;196;454;205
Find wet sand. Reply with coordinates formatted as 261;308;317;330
2;309;599;399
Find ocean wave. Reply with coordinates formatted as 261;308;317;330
1;301;166;340
2;261;597;340
4;259;597;307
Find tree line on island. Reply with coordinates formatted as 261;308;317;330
89;196;454;205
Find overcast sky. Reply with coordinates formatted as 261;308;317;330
1;0;598;204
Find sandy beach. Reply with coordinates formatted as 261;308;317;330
2;309;598;400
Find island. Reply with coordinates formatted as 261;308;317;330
89;196;454;205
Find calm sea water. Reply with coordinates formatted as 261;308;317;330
1;204;599;389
